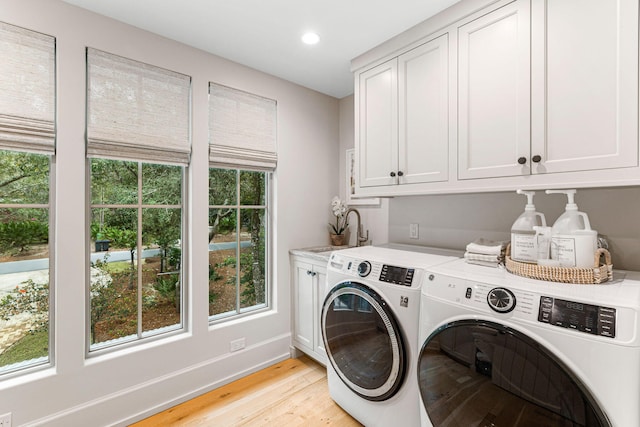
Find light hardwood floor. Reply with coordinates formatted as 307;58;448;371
130;356;362;426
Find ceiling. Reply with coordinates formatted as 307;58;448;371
61;0;460;99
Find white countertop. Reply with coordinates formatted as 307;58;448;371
289;245;353;262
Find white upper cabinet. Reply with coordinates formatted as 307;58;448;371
530;0;638;174
358;59;398;188
398;35;449;184
352;0;640;196
457;1;530;180
358;35;449;190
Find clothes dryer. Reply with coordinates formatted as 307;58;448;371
417;259;640;427
321;245;460;426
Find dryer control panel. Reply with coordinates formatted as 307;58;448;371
538;296;616;338
342;259;423;289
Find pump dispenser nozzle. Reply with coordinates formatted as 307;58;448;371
517;189;537;211
545;189;596;267
545;189;577;210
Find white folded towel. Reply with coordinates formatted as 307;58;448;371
465;258;501;268
464;252;501;263
465;238;508;256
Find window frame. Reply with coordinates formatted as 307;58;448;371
208;167;272;324
0;150;55;378
85;158;188;356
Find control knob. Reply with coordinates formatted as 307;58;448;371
357;261;372;277
487;287;516;313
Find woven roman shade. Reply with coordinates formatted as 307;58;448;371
0;22;55;155
86;48;191;165
209;83;277;171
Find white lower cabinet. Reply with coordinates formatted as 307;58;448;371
291;255;327;365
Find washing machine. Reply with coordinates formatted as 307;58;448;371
417;258;640;427
321;245;461;427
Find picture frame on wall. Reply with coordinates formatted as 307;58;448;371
346;149;380;206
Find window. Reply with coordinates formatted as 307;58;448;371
208;168;269;319
86;49;190;351
0;22;55;376
208;83;276;322
0;151;51;374
89;159;184;348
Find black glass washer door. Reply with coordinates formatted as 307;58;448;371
321;281;406;401
418;319;610;427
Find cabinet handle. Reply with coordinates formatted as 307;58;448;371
532;155;542;163
306;270;316;277
397;171;404;177
517;157;527;165
390;171;396;177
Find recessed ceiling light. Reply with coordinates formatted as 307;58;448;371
302;32;320;45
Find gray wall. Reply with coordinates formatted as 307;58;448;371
389;186;640;271
2;1;340;425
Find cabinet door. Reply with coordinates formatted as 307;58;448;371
313;265;327;360
358;59;398;187
398;34;449;184
292;260;314;352
457;1;531;180
530;0;638;174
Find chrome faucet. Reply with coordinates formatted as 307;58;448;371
346;208;369;246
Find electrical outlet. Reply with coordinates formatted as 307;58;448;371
409;223;419;239
230;338;245;352
0;412;12;427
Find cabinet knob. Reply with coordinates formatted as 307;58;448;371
306;270;316;276
532;155;542;163
390;171;396;177
517;157;527;165
397;171;404;177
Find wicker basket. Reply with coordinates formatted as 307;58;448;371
505;245;613;284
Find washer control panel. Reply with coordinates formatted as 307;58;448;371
538;297;616;338
424;267;635;342
379;264;415;286
426;276;537;318
344;259;419;287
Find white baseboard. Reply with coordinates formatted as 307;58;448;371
25;333;291;427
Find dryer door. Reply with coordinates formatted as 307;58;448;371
418;319;610;426
321;281;406;401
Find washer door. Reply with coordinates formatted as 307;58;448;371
322;281;406;401
418;320;610;427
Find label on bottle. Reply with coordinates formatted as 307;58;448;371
550;237;576;267
511;233;537;263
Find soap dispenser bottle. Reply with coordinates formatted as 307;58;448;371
511;190;546;263
545;189;598;268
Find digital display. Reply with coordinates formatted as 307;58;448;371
538;296;616;338
565;301;584;312
379;265;415;286
385;266;407;282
